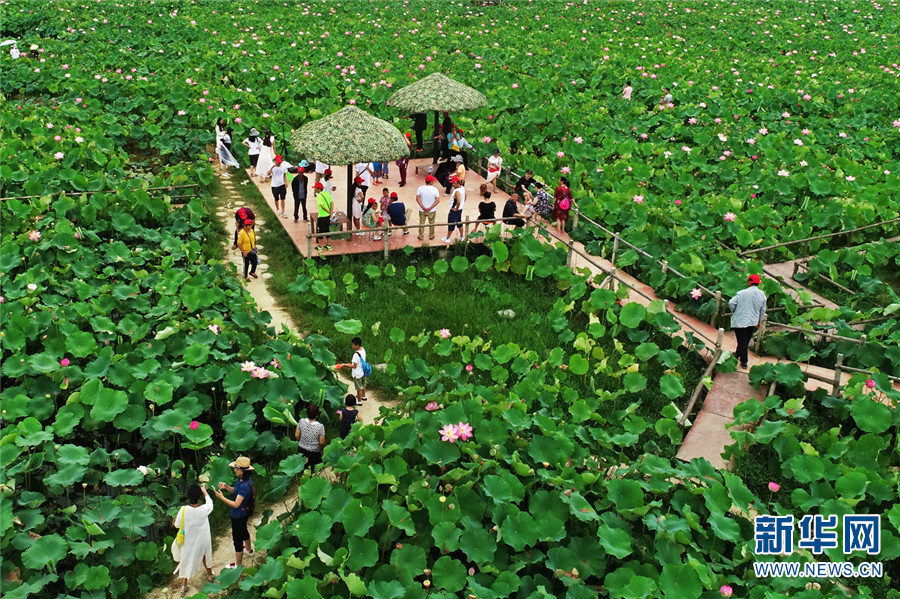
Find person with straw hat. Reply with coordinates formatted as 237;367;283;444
214;457;256;570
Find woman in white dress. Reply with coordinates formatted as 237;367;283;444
486;148;503;192
173;483;215;596
256;133;275;183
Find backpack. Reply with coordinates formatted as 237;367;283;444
244;483;256;517
356;351;373;377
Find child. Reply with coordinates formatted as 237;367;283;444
339;337;368;402
362;198;379;240
378;188;391;222
352;184;365;235
337;395;360;439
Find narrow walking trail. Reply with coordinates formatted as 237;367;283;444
145;174;394;599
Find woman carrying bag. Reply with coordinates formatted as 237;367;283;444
171;483;215;597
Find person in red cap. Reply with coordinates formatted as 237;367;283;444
312;182;333;252
441;177;466;244
386;191;409;234
397;132;412;187
236;219;258;281
266;154;292;218
416;175;441;241
728;274;767;371
231;207;255;250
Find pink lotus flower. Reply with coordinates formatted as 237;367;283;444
675;199;682;206
690;288;702;300
511;83;519;89
28;230;41;241
724;212;736;222
560;166;571;174
0;297;4;303
777;169;789;177
234;117;242;123
54;152;65;160
177;110;186;116
269;359;281;369
633;195;644;204
481;136;491;143
189;421;200;430
758;128;768;135
208;324;220;335
720;585;733;597
251;367;271;379
438;328;451;339
425;402;440;411
574;136;583;144
865;378;876;389
466;364;473;372
439;424;459;442
233;104;240;110
768;481;780;492
60;358;70;367
27;283;37;292
240;361;256;372
556;151;565;158
54;135;62;142
456;422;473;441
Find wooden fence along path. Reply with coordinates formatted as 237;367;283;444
245;160;899;471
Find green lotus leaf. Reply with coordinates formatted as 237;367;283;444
335;319;363;334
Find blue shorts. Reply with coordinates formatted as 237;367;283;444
448;209;462;231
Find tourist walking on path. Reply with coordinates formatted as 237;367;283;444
728;274;767;371
442;177;466;244
217;127;239;178
623;81;633;100
416;175;440;241
213;457;255;570
266;155;291;218
236;219;258;281
256;133;275;183
553;176;574;232
337;395;360;439
295;404;326;470
397;133;412;187
312;182;333;252
485;148;503;192
173;484;215;597
215;118;227;146
242;128;262;177
472;190;496;234
232;207;255;250
338;337;370;402
288;161;309;222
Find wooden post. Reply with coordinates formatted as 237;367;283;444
710;290;722;327
716;328;725;352
832;353;844;396
567;240;575;267
383;227;389;259
859;334;867;346
753;314;768;353
661;260;669;274
572;206;580;229
464;217;471;239
611;233;620;265
307;233;313;257
608;268;617;290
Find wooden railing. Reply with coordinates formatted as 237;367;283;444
738;217;900;258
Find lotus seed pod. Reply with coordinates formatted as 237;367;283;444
439;496;446;503
423;581;431;588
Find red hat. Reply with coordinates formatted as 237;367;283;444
313;182;324;190
354;175;364;184
367;198;376;204
243;218;254;225
747;274;761;285
390;192;398;198
425;175;436;183
297;166;305;173
405;132;411;138
323;169;332;176
450;177;460;184
274;154;283;163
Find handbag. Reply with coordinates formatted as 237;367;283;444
171;506;186;562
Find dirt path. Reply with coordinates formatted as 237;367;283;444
145;174;393;599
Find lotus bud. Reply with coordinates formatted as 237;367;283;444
423;581;431;588
423;569;431;576
439;496;446;503
82;483;87;488
45;394;51;399
542;462;550;468
54;445;60;450
447;504;455;510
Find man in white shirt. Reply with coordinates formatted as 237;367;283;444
441;177;466;244
623;81;633;100
10;44;20;60
314;160;329;184
416;175;441;241
267;155;292;218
